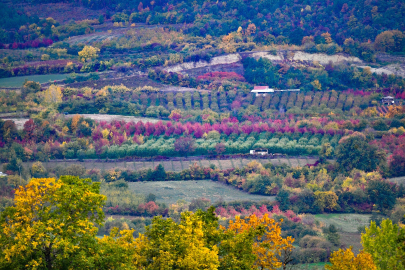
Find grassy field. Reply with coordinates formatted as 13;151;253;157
22;157;318;173
0;74;71;88
314;213;371;233
389;176;405;185
293;262;328;270
314;213;371;254
128;180;275;205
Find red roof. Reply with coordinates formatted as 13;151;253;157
253;86;269;90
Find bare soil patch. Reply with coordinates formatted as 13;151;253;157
3;118;29;130
64;75;164;89
64;114;160;124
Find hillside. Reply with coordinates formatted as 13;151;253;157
0;1;405;269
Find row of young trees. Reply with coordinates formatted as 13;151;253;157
59;84;403;118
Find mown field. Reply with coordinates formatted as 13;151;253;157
314;213;371;253
22;157;318;172
128;180;275;205
0;74;71;88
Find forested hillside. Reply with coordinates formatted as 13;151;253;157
9;0;405;52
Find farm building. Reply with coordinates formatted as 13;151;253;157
250;149;269;155
381;96;395;105
251;86;300;96
251;86;274;96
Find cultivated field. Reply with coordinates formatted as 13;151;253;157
22;157;318;173
0;74;71;88
128;180;275;205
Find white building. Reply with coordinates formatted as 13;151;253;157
251;86;275;96
381;96;395;105
250;149;269;155
251;86;300;96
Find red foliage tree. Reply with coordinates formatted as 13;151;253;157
174;136;196;157
23;119;36;142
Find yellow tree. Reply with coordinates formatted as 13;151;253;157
0;176;106;269
70;114;82;133
43;84;62;105
78;45;100;62
326;247;377;270
135;209;220;269
220;214;294;269
321;32;333;44
314;191;338;211
245;23;257;37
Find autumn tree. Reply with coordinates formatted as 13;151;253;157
319;142;333;163
314;191;338;212
326;247;376;270
220;213;294;269
21;81;41;97
0;176;106;269
135;209;220;269
78;45;100;62
215;142;226;155
23;119;36;142
174;136;196;157
374;30;405;53
43;84;62;105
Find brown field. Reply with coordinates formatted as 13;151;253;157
64;114;160;123
339;232;362;254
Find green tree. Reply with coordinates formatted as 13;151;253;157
0;176;106;269
362;219;405;270
366;180;397;211
276;189;290;211
324;224;340;246
152;164;166;181
242;57;280;87
335;134;386;173
98;15;104;24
